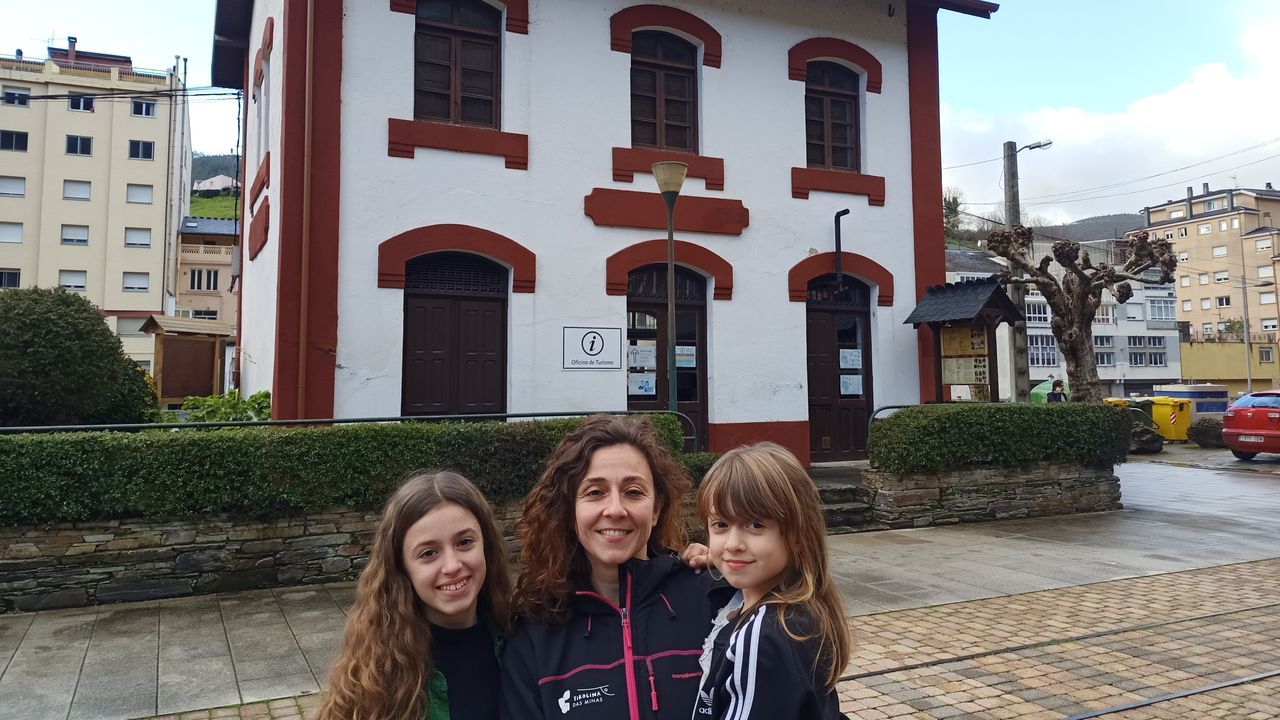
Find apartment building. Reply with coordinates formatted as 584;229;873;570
1135;183;1280;342
0;39;191;369
176;216;238;326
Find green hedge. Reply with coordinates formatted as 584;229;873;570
0;414;711;525
868;403;1130;474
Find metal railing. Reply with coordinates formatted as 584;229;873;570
0;409;700;447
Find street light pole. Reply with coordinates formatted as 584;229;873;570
652;162;688;414
1003;138;1052;403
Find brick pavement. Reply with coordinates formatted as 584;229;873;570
138;559;1280;720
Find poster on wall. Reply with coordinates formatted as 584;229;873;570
628;372;657;395
941;325;987;358
943;357;989;385
840;374;863;396
839;348;862;370
628;343;657;370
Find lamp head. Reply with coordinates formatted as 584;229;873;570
1025;139;1053;151
651;161;689;195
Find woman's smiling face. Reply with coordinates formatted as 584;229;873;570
574;444;660;584
401;502;487;629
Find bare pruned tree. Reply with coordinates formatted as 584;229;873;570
987;226;1177;403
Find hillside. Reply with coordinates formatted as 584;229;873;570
1041;213;1145;241
192;153;239;183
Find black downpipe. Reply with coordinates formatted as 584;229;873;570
834;209;851;292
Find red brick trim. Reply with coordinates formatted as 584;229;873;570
262;16;275;54
708;421;811;467
610;5;722;68
788;37;883;93
390;0;529;34
388;118;529;170
248;197;270;260
252;17;276;98
612;147;724;191
377;224;536;292
605;239;733;300
249;151;270;209
252;49;264;94
791;167;886;205
584;189;748;235
787;252;894;306
908;3;945;402
101;310;154;319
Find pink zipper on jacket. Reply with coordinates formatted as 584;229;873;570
575;571;641;720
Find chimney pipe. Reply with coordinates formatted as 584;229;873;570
68;36;77;63
1202;182;1210;195
1186;186;1194;199
14;49;21;61
1268;182;1275;191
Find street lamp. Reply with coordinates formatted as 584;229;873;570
652;161;688;413
1239;278;1274;393
1003;138;1053;403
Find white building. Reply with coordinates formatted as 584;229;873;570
210;0;997;463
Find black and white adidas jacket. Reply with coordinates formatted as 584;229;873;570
692;600;847;720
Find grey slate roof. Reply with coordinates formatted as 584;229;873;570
946;249;1003;275
180;216;240;236
903;277;1023;326
1243;226;1280;237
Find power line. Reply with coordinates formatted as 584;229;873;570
943;155;1002;170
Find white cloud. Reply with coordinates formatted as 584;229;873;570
943;18;1280;227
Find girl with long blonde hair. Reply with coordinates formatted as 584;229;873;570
320;471;511;720
691;442;851;719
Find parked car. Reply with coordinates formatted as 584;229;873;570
1221;391;1280;460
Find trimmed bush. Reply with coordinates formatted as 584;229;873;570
0;413;700;525
868;403;1130;474
1187;416;1226;448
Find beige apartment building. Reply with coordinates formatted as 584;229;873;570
176;216;237;326
1135;183;1280;343
0;39;191;370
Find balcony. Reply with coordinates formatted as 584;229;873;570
179;244;234;264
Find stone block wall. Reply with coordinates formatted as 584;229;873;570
862;462;1122;529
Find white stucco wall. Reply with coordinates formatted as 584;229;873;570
327;0;924;424
237;0;284;396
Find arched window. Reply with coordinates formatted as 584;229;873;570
805;61;860;171
631;31;697;152
415;0;502;128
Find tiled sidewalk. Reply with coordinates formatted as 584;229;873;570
834;558;1280;719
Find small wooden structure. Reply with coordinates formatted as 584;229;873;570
904;278;1022;402
141;315;234;407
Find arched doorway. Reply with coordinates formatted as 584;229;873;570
807;274;873;461
401;251;507;416
626;264;708;450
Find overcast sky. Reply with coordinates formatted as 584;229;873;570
4;1;1278;226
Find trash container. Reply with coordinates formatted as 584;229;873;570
1131;398;1155;426
1150;396;1191;442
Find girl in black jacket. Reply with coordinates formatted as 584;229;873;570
691;442;851;720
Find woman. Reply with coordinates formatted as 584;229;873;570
320;471;512;720
499;415;727;719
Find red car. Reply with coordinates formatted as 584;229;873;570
1222;391;1280;460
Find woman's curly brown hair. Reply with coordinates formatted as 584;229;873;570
511;414;690;624
318;471;511;720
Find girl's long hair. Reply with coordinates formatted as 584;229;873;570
511;414;690;624
319;471;512;720
696;442;850;689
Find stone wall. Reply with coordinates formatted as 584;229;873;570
0;499;701;613
862;462;1122;529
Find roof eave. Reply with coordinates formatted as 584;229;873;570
911;0;1000;19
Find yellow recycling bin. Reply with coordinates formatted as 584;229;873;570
1149;396;1191;442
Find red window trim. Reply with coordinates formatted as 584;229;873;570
252;17;275;97
584;188;749;235
248;197;270;260
388;118;529;169
787;251;894;306
788;37;882;93
390;0;529;35
377;224;536;292
610;5;722;68
611;147;724;191
791;167;885;205
605;239;733;300
249;152;270;210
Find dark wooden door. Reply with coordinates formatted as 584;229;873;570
401;252;507;416
807;275;873;461
626;265;708;451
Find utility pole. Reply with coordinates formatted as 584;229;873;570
1004;140;1031;403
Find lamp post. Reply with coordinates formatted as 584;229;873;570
1003;138;1053;403
652;161;688;413
1239;278;1274;393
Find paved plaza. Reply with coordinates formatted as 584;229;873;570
0;461;1277;719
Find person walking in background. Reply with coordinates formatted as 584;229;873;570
692;442;851;720
1047;379;1068;403
320;471;511;720
500;414;728;719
